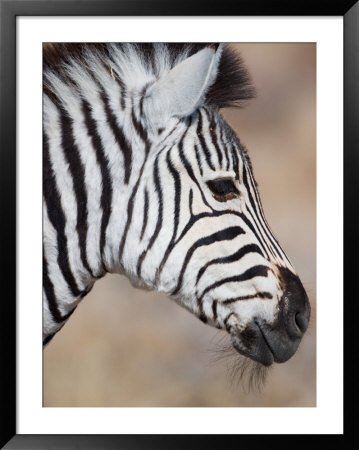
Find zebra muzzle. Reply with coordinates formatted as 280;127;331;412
231;269;310;366
231;319;301;367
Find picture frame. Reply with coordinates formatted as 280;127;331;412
1;0;356;447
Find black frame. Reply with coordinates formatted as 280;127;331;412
0;0;357;448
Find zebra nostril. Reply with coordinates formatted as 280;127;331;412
294;312;309;334
277;267;310;339
286;306;310;339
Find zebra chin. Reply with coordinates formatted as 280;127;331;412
230;322;301;367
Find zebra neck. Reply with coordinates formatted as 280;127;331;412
43;90;151;305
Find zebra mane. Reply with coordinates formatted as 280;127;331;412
43;43;255;109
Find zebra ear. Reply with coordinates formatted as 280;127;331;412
144;44;223;129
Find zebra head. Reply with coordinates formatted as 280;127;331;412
128;45;311;367
43;43;310;370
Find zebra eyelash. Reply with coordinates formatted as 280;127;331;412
206;178;240;202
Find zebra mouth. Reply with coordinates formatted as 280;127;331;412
251;320;302;365
254;321;276;364
231;322;275;367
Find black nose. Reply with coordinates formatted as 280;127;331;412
249;268;311;365
295;311;308;333
231;268;311;366
279;267;311;339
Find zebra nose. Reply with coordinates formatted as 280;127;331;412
295;311;309;333
238;269;311;366
279;267;311;339
285;293;310;339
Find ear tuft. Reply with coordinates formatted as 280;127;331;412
144;45;223;129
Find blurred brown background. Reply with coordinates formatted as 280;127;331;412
43;43;316;407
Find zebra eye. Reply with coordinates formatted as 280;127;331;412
206;178;239;202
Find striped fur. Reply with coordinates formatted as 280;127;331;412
43;43;309;368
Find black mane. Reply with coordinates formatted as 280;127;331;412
43;43;255;109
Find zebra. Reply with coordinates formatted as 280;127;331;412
43;43;310;371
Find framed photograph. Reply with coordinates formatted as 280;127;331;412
1;0;356;448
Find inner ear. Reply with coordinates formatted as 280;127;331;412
143;45;223;130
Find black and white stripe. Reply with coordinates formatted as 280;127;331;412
43;43;301;351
